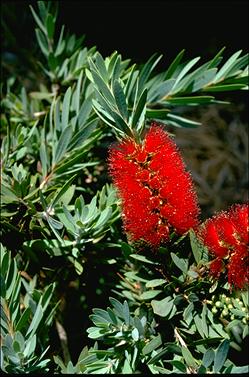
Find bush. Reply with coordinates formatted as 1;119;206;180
1;1;248;374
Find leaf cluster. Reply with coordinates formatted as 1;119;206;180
1;1;248;374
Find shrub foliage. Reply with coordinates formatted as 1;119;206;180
1;1;248;374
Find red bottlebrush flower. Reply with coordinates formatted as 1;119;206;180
197;203;249;289
108;123;200;247
210;258;224;278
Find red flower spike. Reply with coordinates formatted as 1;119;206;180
197;203;249;289
210;258;224;278
230;204;249;244
108;123;200;247
228;245;248;289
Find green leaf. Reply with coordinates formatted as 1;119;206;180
214;50;242;82
230;365;249;374
53;355;66;372
171;252;188;273
109;297;124;319
134;317;144;336
123;300;130;325
29;91;54;99
183;302;194;323
92;308;111;323
166;113;201;128
1;183;19;202
93;207;112;231
113;79;128;120
107;307;118;325
124;64;138;99
77;94;94;128
95;52;109;82
165;95;214;105
90;69;115;106
138;53;162;96
93;98;132;136
194;315;205;338
37;2;48;21
5;257;19;301
202;348;215;368
41;283;55;313
69;119;97;150
46;13;55;39
170;360;186;373
23;334;37;358
40;138;49;178
61;87;72;131
142;334;162;355
189;230;201;263
151;297;174;317
146;279;166;288
53;126;72;165
146;109;170;119
73;259;84;275
26;303;43;338
50;174;77;209
131;328;139;341
15;307;32;332
130;253;158;265
35;28;49;56
140;290;162;300
47;216;63;230
30;5;47;35
192;68;218;92
213;339;230;373
131;88;147;129
87;327;105;339
228;52;248;72
164;49;185;80
55;25;65;56
182;346;197;368
148;343;181;365
207;47;225;68
149;79;176;102
241;290;249;307
90;314;110;326
171;57;200;92
107;51;119;76
203;83;246;92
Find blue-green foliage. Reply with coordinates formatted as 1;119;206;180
1;1;248;374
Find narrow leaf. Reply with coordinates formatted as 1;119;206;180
202;348;215;368
164;49;185;80
113;79;128;120
46;13;55;39
35;29;49;56
53;126;72;165
138;53;162;96
214;50;242;82
30;5;47;34
214;339;230;373
182;346;197;368
142;335;162;355
203;83;246;92
50;174;77;209
61;87;71;131
171;57;200;92
131;88;147;128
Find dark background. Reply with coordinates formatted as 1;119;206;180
1;0;248;367
58;0;249;62
2;0;249;66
